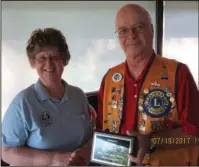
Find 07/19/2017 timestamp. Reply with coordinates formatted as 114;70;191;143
151;137;199;145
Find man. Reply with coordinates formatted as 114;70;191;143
96;4;199;166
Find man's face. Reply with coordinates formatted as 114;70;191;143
33;46;64;86
115;7;153;59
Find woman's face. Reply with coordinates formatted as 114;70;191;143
33;46;64;86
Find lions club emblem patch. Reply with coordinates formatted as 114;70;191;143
143;89;171;118
40;111;53;127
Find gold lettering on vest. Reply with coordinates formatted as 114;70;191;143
154;98;161;107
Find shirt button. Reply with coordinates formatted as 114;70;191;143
134;84;137;87
134;95;137;98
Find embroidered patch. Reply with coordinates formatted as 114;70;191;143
143;89;171;118
40;111;53;127
112;95;116;101
120;96;123;103
138;105;144;111
112;101;118;109
111;87;116;93
144;88;149;94
140;119;145;127
151;121;161;131
115;89;121;94
161;75;168;80
108;113;112;119
163;87;169;92
112;73;123;82
150;81;160;87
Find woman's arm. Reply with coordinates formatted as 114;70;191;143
2;98;70;166
2;146;71;166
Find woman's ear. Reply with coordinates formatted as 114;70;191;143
29;58;35;69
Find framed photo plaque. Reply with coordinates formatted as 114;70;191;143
90;131;136;166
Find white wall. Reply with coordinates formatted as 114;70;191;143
2;1;156;118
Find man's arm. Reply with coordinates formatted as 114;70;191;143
128;64;199;165
2;146;71;166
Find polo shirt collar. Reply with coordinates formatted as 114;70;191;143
125;53;155;82
34;79;70;103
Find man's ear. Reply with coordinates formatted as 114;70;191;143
151;24;154;38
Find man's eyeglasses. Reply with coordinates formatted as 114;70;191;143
115;23;147;38
34;56;62;63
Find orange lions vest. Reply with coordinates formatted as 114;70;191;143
102;55;198;166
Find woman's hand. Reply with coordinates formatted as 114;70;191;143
67;139;92;166
51;152;72;166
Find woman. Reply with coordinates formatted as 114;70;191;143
2;28;93;166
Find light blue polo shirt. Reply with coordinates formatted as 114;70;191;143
2;79;92;152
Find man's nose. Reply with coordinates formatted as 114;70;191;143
127;29;137;39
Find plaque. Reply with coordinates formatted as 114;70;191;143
90;131;136;166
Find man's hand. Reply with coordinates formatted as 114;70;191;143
68;139;92;166
127;130;151;165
